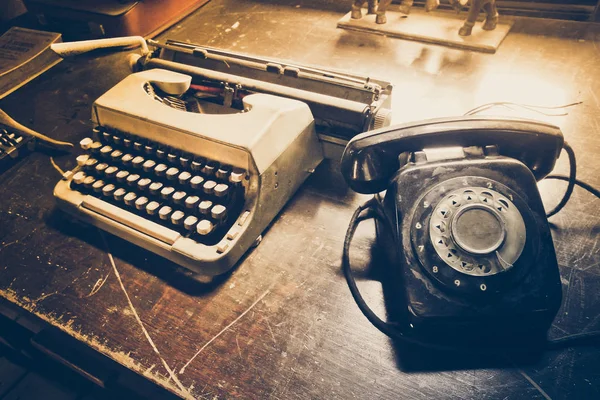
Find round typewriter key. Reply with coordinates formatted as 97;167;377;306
229;169;245;184
73;171;86;185
92;180;105;193
216;166;231;180
124;192;137;206
100;145;113;157
95;163;109;175
126;173;140;186
135;196;149;210
166;167;179;180
142;159;156;172
156;149;166;159
184;215;198;231
214;183;229;198
121;154;134;166
113;188;127;201
132;156;145;168
155;163;168;176
112;135;122;145
84;157;98;168
159;206;172;220
146;201;160;216
198;200;212;215
104;166;118;178
203;180;217;195
171;210;185;225
167;153;178;164
137;178;152;191
191;160;203;172
172;191;187;204
90;141;103;153
123;138;132;148
160;186;175;199
185;195;200;209
202;163;216;176
190;176;204;189
196;220;215;235
102;184;116;197
149;182;164;195
211;204;227;220
133;142;144;152
178;171;191;185
110;150;123;161
79;137;93;150
179;156;190;169
102;131;112;142
76;154;89;166
144;145;155;155
116;170;130;182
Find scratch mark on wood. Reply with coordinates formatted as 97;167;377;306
179;288;271;374
263;317;277;344
100;231;193;399
86;273;110;297
517;368;552;400
235;333;243;359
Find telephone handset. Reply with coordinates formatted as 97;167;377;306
341;116;564;350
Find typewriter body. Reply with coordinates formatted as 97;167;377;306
55;68;322;277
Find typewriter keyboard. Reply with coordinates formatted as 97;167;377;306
0;127;27;166
71;127;247;245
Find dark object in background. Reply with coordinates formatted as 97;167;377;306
22;0;211;38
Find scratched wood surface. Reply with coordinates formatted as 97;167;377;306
1;1;600;399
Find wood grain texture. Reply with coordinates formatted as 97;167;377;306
1;0;600;399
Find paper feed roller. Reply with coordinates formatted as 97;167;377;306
54;69;323;277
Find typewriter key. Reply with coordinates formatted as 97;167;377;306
92;180;105;193
84;158;98;169
198;200;212;215
121;154;134;166
105;166;119;178
116;170;130;182
133;142;144;152
184;216;198;231
179;156;190;169
112;135;122;145
79;137;93;150
146;201;160;215
144;145;155;155
202;163;216;176
190;176;204;189
132;156;145;168
216;167;231;180
167;153;178;164
90;141;103;153
155;163;168;177
185;195;200;209
203;180;217;195
171;210;185;225
137;178;152;191
102;184;116;197
166;167;179;180
123;138;132;148
172;191;187;204
124;192;137;206
113;188;127;201
95;163;109;175
83;176;96;188
142;160;156;172
126;174;140;186
149;182;163;195
156;149;166;160
196;220;215;235
102;132;112;142
159;206;173;220
178;171;191;185
160;186;175;199
211;205;227;221
214;183;229;198
110;150;123;161
73;171;86;185
229;170;244;184
135;196;149;210
191;160;203;172
100;145;113;157
76;154;89;166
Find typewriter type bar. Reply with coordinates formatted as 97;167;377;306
133;40;393;157
55;69;323;278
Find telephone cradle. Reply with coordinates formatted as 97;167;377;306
341;116;565;349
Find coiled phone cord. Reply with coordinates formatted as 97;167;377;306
343;184;600;352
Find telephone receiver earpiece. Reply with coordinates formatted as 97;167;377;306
341;116;564;194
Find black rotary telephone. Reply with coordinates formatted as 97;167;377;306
340;116;577;352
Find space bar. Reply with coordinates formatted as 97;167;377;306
82;196;181;245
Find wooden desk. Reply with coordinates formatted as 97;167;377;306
1;1;599;398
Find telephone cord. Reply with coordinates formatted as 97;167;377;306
545;142;576;218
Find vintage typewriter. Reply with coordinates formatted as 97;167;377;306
52;38;393;278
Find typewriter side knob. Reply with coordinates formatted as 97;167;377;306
372;108;393;130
